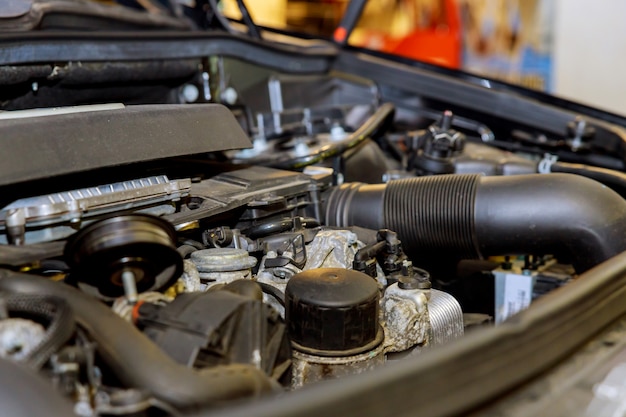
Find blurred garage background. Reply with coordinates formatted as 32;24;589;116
223;0;626;117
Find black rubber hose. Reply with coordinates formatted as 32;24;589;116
244;217;321;239
5;294;75;370
0;270;275;411
550;161;626;199
325;173;626;272
385;174;480;260
325;174;479;259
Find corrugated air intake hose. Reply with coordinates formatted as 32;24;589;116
325;173;626;272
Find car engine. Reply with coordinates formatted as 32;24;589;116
2;13;626;416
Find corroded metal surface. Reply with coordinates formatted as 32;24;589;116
291;342;385;389
381;283;430;352
180;259;202;293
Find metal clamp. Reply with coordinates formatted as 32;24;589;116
538;153;558;174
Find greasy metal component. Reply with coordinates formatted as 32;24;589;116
257;228;385;316
189;247;626;417
381;283;430;353
190;248;256;287
0;318;45;361
257;262;298;295
259;228;361;281
257;229;379;280
428;289;464;345
303;229;362;270
64;214;183;298
180;259;202;293
291;342;385;389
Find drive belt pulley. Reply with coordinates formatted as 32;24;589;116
64;214;183;300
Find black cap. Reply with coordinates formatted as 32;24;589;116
285;268;381;356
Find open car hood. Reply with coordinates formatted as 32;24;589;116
2;2;626;417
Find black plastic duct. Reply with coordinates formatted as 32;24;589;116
0;270;275;412
325;173;626;271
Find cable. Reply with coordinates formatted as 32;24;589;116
236;0;261;39
208;0;237;35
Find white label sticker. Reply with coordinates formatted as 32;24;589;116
495;273;534;324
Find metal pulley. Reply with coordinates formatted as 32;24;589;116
64;214;183;301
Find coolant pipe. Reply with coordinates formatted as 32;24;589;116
325;173;626;272
0;270;275;412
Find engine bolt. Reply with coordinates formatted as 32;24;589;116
121;270;138;305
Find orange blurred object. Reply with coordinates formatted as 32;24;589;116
358;0;461;69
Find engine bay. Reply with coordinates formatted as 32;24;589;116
2;38;626;417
